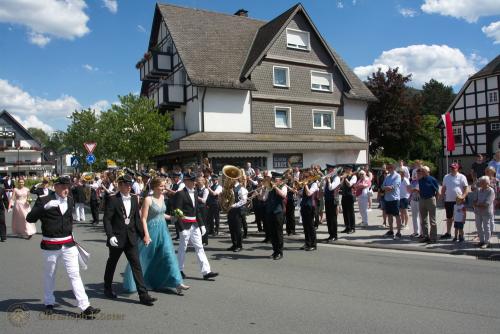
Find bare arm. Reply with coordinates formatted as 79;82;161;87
141;197;151;245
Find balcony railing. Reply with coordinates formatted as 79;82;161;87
154;83;186;109
136;50;173;82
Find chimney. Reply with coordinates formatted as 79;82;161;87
234;9;248;17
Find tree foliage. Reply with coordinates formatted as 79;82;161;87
421;79;455;116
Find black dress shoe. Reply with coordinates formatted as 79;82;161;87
203;272;219;280
331;237;338;241
305;246;317;251
104;289;117;299
269;253;277;259
299;245;307;250
81;306;101;319
242;233;248;239
45;305;54;315
180;271;186;279
261;238;269;243
273;253;283;260
340;229;349;233
233;247;242;252
139;294;157;306
226;246;236;251
347;229;355;234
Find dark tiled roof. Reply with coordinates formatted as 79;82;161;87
157;3;263;90
156;2;376;101
165;132;367;153
469;55;500;80
240;4;300;78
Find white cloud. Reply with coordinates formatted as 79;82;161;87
482;21;500;44
0;0;90;46
353;44;481;88
12;114;54;133
421;0;500;23
102;0;118;14
337;1;344;9
0;78;110;130
28;31;51;47
90;100;110;112
399;7;417;18
82;64;98;72
137;24;146;33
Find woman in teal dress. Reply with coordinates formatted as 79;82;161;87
123;177;190;295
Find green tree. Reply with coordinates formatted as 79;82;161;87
366;68;421;158
421;79;455;116
64;109;102;171
28;127;50;146
98;94;172;167
407;114;441;162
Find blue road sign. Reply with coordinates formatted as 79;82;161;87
70;156;80;168
86;154;96;165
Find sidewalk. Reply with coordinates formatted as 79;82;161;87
235;199;500;260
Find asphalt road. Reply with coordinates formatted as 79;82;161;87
1;211;499;334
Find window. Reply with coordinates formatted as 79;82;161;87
453;126;463;145
286;28;310;51
6;140;13;147
274;106;291;128
311;71;333;92
489;91;498;103
492;123;500;131
313;110;334;129
273;66;289;87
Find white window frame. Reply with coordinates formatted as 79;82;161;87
286;28;310;51
452;126;463;146
491;122;500;131
311;70;333;92
312;109;335;129
272;66;290;88
274;106;292;129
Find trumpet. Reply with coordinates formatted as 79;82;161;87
293;175;321;190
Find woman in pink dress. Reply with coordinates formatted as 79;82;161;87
10;179;36;239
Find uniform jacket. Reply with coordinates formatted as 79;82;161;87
26;193;76;250
172;187;204;229
103;192;143;248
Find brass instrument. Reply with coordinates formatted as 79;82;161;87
293;175;321;190
148;169;157;178
220;165;243;212
81;172;94;182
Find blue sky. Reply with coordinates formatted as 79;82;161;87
0;0;499;132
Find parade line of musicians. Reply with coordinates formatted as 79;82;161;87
0;161;425;319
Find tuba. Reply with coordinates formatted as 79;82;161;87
220;165;243;212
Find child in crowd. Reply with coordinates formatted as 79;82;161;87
453;196;466;242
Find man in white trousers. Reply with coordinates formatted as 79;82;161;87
27;176;100;319
172;172;218;280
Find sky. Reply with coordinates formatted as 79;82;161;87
0;0;499;132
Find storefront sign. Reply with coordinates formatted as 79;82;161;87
273;153;303;169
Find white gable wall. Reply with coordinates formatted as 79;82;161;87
343;98;367;140
203;88;251;132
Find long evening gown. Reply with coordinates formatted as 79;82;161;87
123;198;183;292
11;187;36;237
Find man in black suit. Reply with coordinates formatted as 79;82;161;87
172;172;218;280
30;177;53;198
0;187;10;241
26;176;100;318
3;175;15;201
89;178;100;224
103;174;157;306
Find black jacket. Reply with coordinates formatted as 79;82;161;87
26;193;76;250
0;188;9;210
172;187;204;229
103;192;143;248
71;184;86;203
30;186;54;198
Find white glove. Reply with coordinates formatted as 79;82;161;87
109;236;118;247
201;226;206;236
44;200;60;210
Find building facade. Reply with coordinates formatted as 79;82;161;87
0;110;54;177
440;55;500;172
138;3;376;171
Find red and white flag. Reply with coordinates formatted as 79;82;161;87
441;112;455;152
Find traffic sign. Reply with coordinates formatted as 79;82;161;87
70;156;80;168
84;142;97;154
86;154;96;165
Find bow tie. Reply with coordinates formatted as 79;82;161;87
121;194;131;200
187;189;195;193
56;196;67;203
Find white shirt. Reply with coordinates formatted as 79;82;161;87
132;182;141;195
454;203;465;222
120;193;131;222
326;175;341;191
198;186;209;204
232;182;248;208
400;177;411;199
55;194;68;215
399;165;410;179
442;173;468;202
186;187;196;207
210;183;222;195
